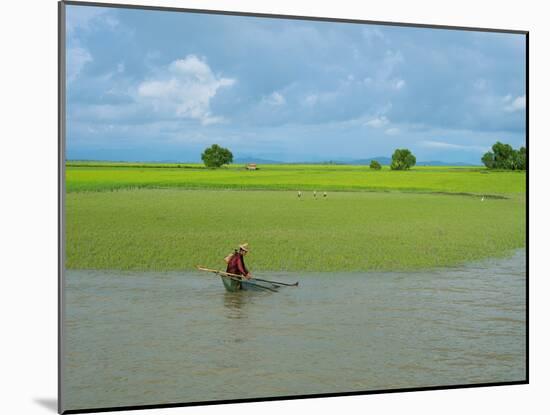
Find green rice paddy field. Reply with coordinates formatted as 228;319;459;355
67;162;524;194
65;162;526;271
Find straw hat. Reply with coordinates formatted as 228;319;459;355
239;243;250;252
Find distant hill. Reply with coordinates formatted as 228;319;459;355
350;158;479;166
348;157;392;165
416;161;481;166
233;156;285;164
234;157;481;166
234;157;479;166
234;156;394;165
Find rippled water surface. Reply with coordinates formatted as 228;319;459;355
63;250;526;410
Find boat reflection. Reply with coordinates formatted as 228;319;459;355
222;291;253;320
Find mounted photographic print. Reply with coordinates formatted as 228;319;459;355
59;1;528;413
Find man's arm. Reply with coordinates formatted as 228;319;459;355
237;256;251;279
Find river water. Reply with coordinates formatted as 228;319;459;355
63;250;526;411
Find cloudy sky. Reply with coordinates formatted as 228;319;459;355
65;4;526;163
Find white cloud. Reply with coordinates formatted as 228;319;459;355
419;140;487;151
71;103;139;121
303;94;319;106
385;127;400;135
67;46;92;83
504;94;526;112
383;50;404;72
362;27;386;43
263;91;286;106
137;55;236;125
363;77;373;85
365;116;389;128
392;79;406;90
66;8;123;83
421;140;467;149
66;7;119;35
301;90;340;107
362;50;405;91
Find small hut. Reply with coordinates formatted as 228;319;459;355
246;163;257;170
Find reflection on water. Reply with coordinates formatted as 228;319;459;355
223;292;251;320
63;250;526;411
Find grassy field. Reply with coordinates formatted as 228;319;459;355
66;189;525;271
65;162;526;272
66;162;525;195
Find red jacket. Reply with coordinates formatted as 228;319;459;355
226;252;249;276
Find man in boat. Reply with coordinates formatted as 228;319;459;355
226;243;252;280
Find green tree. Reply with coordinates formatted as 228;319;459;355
390;149;416;170
481;151;495;169
201;144;233;168
492;141;515;169
369;160;382;170
481;142;526;170
509;150;521;170
517;146;527;170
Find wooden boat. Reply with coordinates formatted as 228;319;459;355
197;266;298;292
220;275;273;292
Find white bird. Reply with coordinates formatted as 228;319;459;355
323;192;327;198
481;196;485;202
298;191;302;199
313;190;317;198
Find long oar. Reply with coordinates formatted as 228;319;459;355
197;266;249;280
197;267;279;292
198;267;298;287
250;277;299;287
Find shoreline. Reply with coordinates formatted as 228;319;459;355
65;247;526;275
